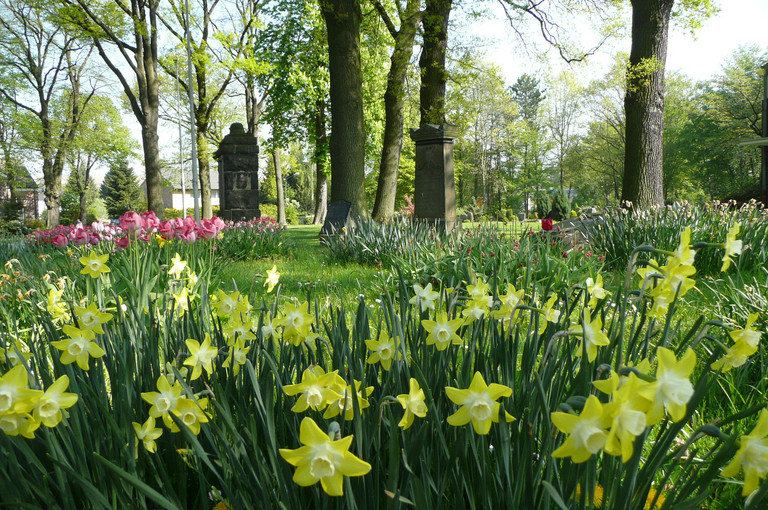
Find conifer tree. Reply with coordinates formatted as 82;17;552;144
100;158;143;218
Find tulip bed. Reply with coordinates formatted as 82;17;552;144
0;206;767;509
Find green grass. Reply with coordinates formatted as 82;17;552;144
218;225;388;307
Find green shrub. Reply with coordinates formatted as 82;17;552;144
550;188;571;221
535;190;551;219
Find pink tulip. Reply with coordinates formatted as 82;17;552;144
120;211;143;233
52;234;68;247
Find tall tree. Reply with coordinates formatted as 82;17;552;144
159;0;251;219
62;0;166;217
621;0;715;208
100;156;143;218
319;0;367;217
370;0;423;220
0;1;94;226
419;0;452;125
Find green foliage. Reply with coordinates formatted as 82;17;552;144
550;188;571;221
535;190;551;219
100;157;144;218
215;220;287;261
260;202;299;224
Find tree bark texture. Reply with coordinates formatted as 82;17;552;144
622;0;673;208
371;0;422;220
419;0;452;126
313;99;328;224
320;0;367;218
273;147;286;225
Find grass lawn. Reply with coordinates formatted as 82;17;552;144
218;224;388;307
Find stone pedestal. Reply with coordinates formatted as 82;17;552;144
214;123;260;221
410;123;458;230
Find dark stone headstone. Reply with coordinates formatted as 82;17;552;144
214;123;260;221
410;123;459;231
320;200;351;236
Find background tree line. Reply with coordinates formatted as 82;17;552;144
0;0;763;227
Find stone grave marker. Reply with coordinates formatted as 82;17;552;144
214;123;260;221
320;200;351;236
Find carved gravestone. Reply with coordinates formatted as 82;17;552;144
214;123;260;221
320;200;351;236
410;123;458;230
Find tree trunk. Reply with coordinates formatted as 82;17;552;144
313;99;328;224
419;0;452;126
622;0;673;208
197;127;212;218
371;2;422;220
142;108;164;217
273;147;286;225
320;0;367;218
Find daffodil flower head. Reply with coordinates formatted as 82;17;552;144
51;325;105;370
396;378;428;430
279;417;371;496
264;265;280;293
422;312;463;350
0;340;32;367
639;347;696;426
172;287;192;317
222;338;250;375
721;221;743;271
323;380;373;421
33;375;78;428
0;411;40;438
168;253;188;278
183;334;219;380
552;395;611;463
409;282;439;311
585;274;610;308
141;375;183;430
74;302;113;334
172;397;210;435
78;251;110;279
212;290;250;318
570;309;610;363
461;295;492;324
466;278;489;299
712;314;761;372
601;373;649;462
133;416;163;458
223;315;256;344
668;227;696;268
721;408;768;496
0;364;43;415
280;301;315;345
365;336;402;370
46;287;69;322
539;294;561;335
283;366;344;413
445;372;514;435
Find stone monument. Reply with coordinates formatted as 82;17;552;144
410;123;458;230
214;123;260;221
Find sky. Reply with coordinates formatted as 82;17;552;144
471;0;768;85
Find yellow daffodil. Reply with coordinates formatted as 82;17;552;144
721;222;743;271
172;287;191;317
0;364;43;415
261;316;281;341
585;274;610;308
264;265;280;293
283;366;344;413
141;375;183;430
222;338;250;375
712;313;761;372
280;301;315;346
462;295;493;324
172;397;210;435
722;408;768;496
552;395;611;463
51;325;105;370
33;375;78;428
133;416;163;458
422;312;463;350
640;347;696;425
183;334;219;380
0;340;32;367
279;417;371;496
323;380;373;421
466;278;489;299
492;283;525;327
186;269;198;289
168;253;188;278
46;287;69;322
409;282;439;312
570;309;610;362
445;372;514;435
223;315;256;344
364;336;402;370
668;227;696;268
539;294;561;335
78;251;110;278
0;411;39;438
600;373;650;462
212;290;250;318
74;302;113;334
396;378;427;430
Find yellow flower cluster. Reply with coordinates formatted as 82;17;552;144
0;365;78;439
553;347;696;463
283;366;374;421
139;374;211;447
48;300;112;371
637;228;697;318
